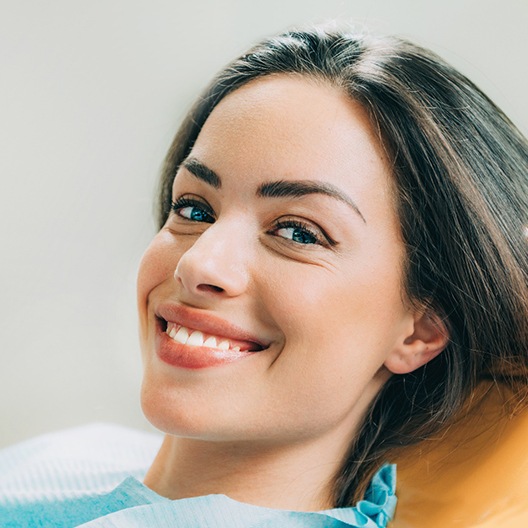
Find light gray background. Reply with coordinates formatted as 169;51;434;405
1;0;526;448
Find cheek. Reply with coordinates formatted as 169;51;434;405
263;250;408;368
272;268;402;338
258;264;406;429
137;233;179;319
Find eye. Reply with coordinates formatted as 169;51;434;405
171;197;215;224
271;219;326;246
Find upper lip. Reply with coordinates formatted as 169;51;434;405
156;303;270;349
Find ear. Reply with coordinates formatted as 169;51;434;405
384;309;449;375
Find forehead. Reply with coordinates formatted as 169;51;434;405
198;75;386;163
188;75;396;220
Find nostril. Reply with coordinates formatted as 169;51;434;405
197;284;225;294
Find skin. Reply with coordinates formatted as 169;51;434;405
137;75;446;510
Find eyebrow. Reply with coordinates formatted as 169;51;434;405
257;180;366;223
181;156;366;223
182;157;221;188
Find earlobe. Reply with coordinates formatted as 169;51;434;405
385;310;450;375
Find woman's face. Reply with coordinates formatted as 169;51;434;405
138;75;416;447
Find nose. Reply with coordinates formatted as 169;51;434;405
174;220;251;298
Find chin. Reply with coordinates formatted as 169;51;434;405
140;377;199;437
140;375;239;441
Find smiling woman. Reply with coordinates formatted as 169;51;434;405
1;24;527;528
138;77;421;507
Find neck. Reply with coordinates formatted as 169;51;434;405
142;372;389;510
143;433;351;511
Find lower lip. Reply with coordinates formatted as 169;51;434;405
157;332;255;369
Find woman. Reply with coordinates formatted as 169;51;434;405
1;24;527;527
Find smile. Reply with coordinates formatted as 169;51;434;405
154;305;268;370
157;318;265;370
159;318;267;352
166;322;255;352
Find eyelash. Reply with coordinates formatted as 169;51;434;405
171;197;215;223
170;196;333;247
271;219;329;246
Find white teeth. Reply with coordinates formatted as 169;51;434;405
166;323;250;353
218;340;230;351
187;331;204;346
173;326;189;344
203;336;218;348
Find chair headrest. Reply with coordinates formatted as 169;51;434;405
392;383;528;527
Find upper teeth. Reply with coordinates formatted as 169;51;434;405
166;322;241;352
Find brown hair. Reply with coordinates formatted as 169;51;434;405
156;26;528;505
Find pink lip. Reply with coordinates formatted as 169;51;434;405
154;303;268;370
157;333;255;369
156;303;267;348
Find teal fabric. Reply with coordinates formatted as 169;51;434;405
0;425;396;527
0;468;396;527
0;478;157;528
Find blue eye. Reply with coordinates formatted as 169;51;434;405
171;198;215;223
180;206;212;222
273;221;321;245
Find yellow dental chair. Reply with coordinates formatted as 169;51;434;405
391;383;528;527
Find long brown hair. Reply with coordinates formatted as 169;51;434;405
156;26;528;505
